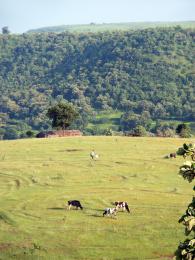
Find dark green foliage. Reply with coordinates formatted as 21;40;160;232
2;26;10;34
132;125;147;136
176;144;195;259
177;143;195;160
179;197;195;234
103;128;113;136
26;130;35;138
0;27;195;138
47;102;78;129
180;197;195;219
120;111;152;131
120;113;140;130
176;239;195;260
176;123;191;138
0;128;5;140
155;121;176;137
179;162;195;183
88;125;105;136
3;127;19;140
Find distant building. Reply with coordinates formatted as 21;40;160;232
36;130;82;138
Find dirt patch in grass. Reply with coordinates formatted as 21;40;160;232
0;243;12;251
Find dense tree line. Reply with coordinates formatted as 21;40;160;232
0;27;195;139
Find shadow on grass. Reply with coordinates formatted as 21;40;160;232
47;207;65;210
58;149;83;152
89;214;103;218
48;207;105;213
91;215;117;220
84;207;103;212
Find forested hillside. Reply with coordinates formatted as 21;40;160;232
0;27;195;138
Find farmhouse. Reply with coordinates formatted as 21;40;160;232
36;130;82;138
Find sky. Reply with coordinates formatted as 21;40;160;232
1;0;195;33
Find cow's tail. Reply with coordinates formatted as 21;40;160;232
125;203;130;213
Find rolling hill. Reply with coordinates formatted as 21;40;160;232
0;26;195;139
27;21;195;33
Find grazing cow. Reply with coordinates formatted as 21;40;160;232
103;207;117;217
90;150;99;160
67;200;83;210
170;153;176;158
114;201;130;213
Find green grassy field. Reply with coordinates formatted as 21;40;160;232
0;137;194;259
28;21;195;33
87;111;122;132
86;111;195;135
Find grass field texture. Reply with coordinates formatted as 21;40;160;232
0;137;194;259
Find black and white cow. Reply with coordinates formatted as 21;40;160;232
90;150;99;160
114;201;130;213
103;207;117;217
67;200;83;210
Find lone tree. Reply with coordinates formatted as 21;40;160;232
176;123;191;138
47;102;78;130
2;26;10;34
175;143;195;259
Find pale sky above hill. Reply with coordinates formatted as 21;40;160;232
1;0;195;33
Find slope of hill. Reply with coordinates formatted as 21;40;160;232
27;21;195;33
0;136;192;259
0;27;195;138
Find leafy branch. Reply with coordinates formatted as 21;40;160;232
176;143;195;259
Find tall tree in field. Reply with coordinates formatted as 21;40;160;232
175;143;195;259
47;102;78;130
2;26;10;34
